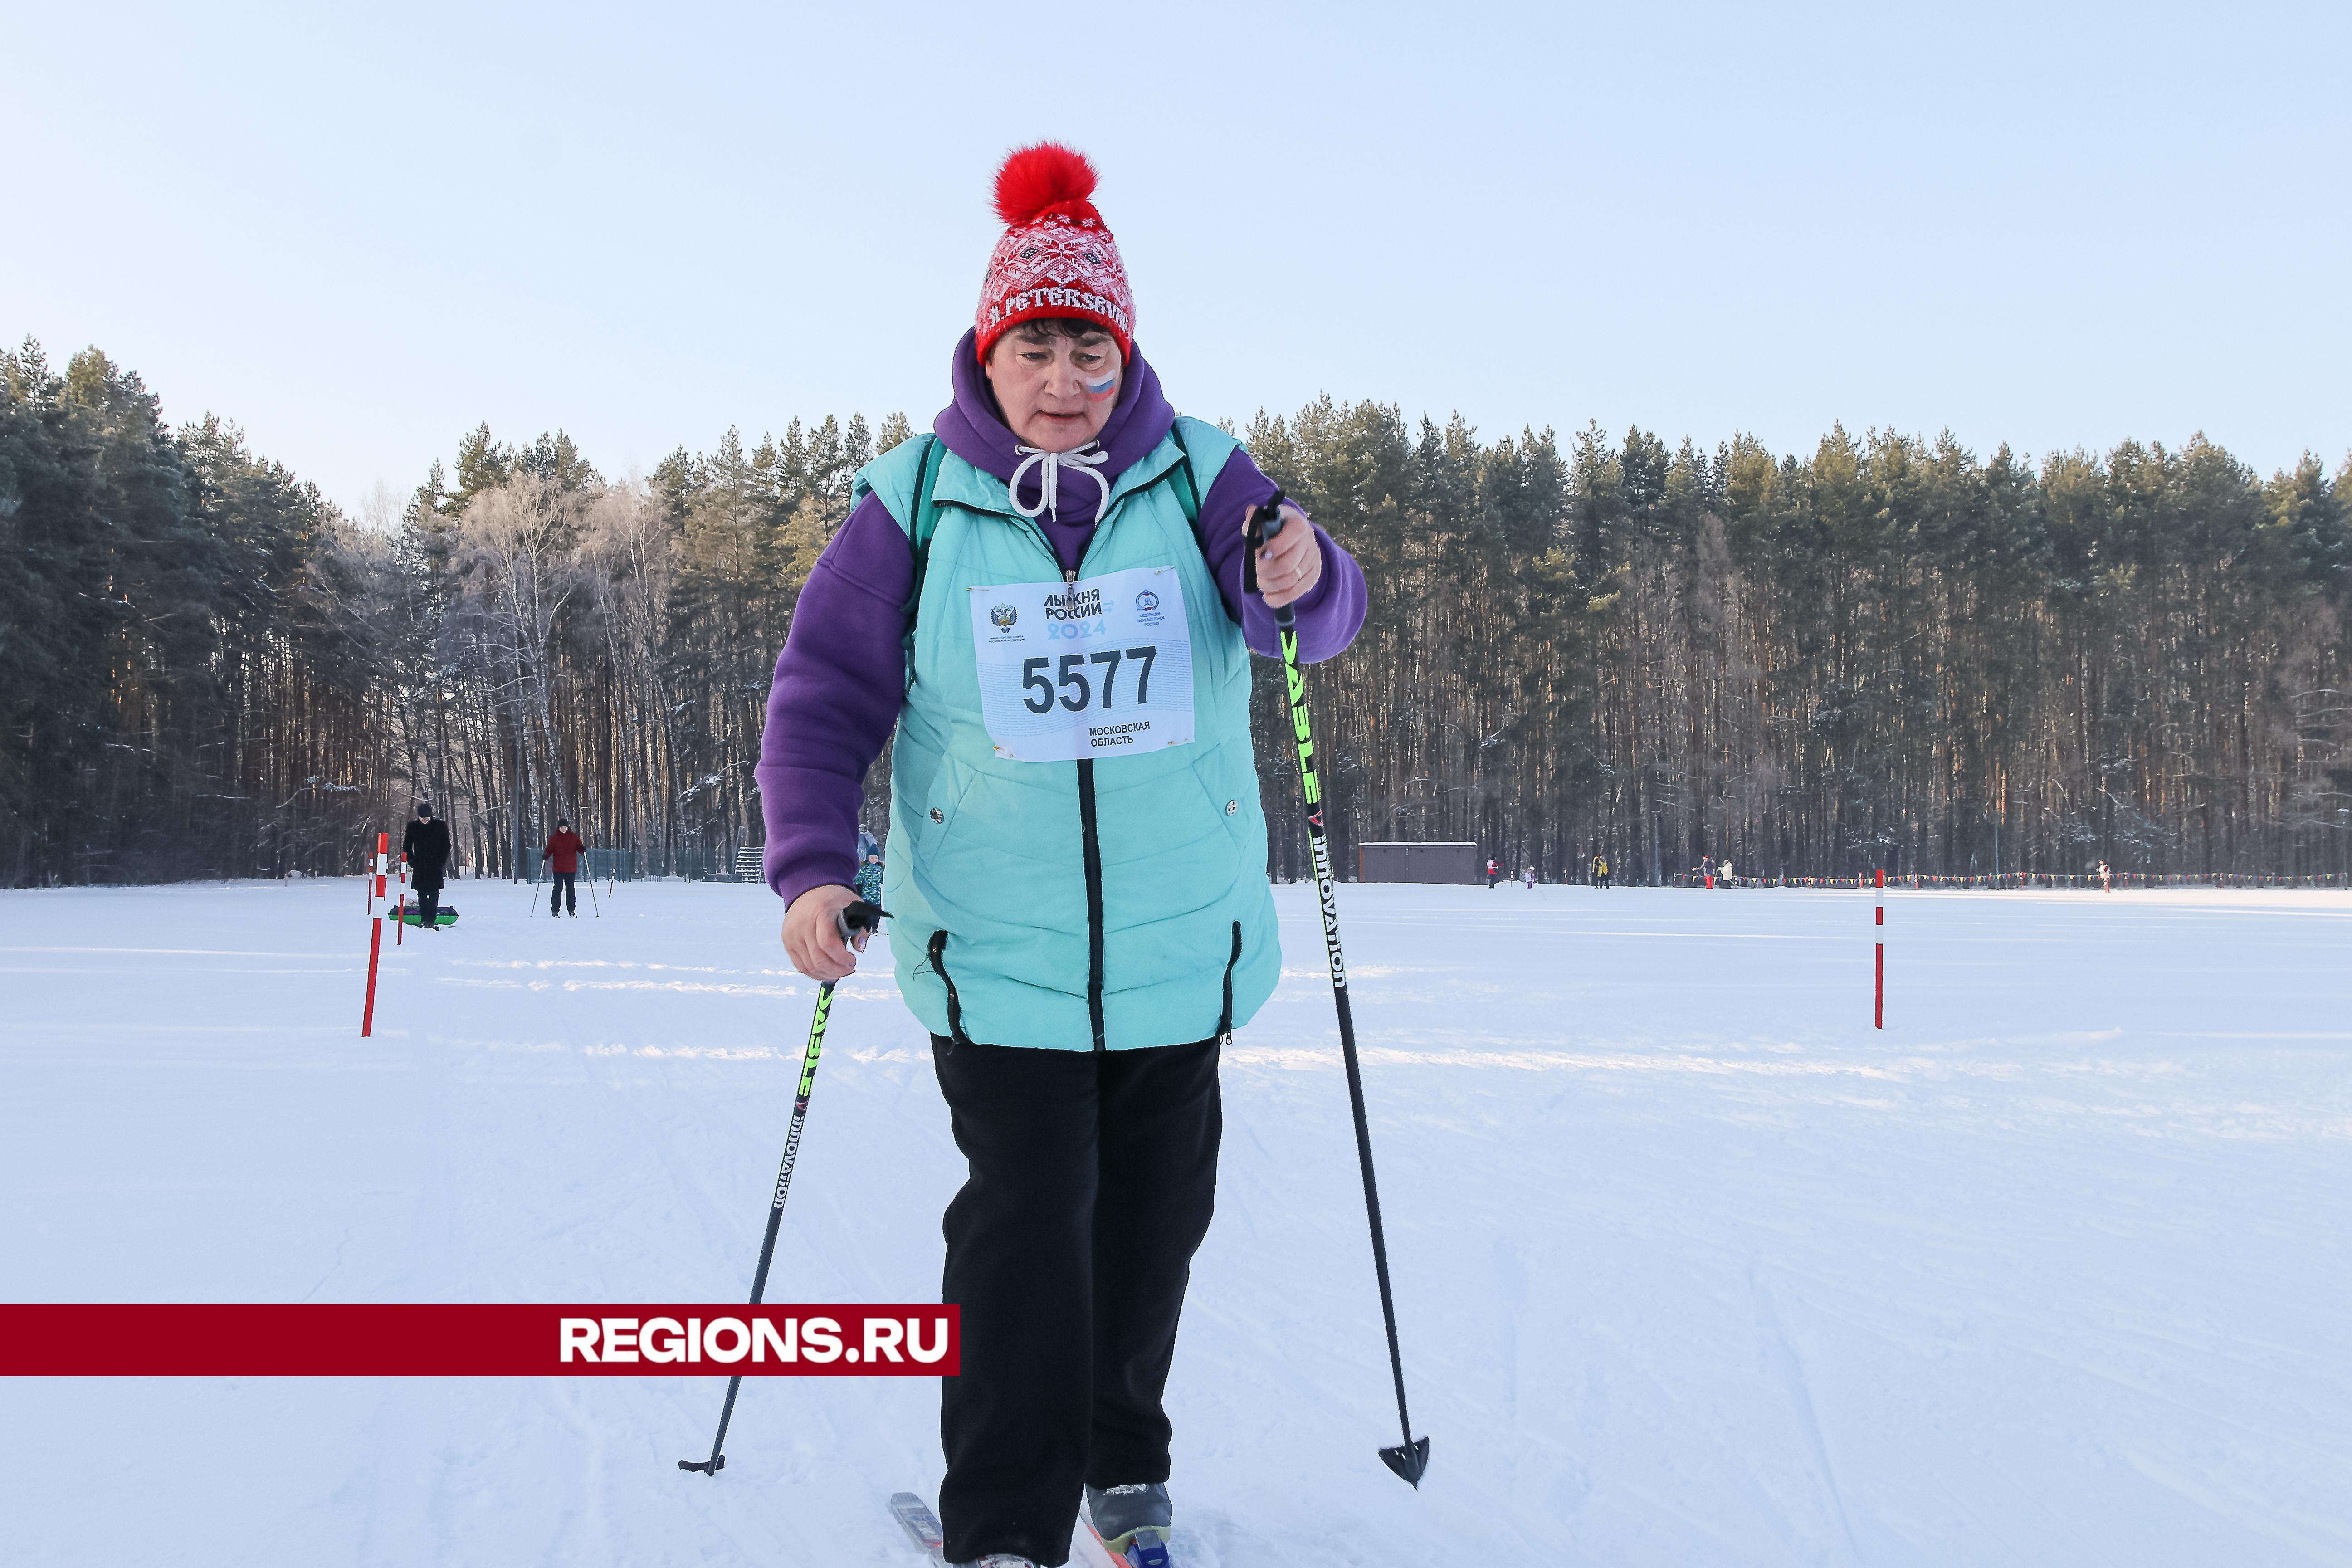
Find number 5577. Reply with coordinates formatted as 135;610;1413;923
1021;647;1157;714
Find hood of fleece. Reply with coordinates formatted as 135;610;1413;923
932;328;1175;525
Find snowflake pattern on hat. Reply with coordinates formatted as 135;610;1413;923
975;145;1134;361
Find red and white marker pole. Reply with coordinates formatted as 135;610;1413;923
362;832;389;1037
1874;867;1885;1030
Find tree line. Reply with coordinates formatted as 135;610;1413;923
1247;401;2351;886
4;339;2344;887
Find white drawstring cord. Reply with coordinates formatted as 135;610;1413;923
1008;441;1110;521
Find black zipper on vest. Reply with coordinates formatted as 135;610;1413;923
1065;564;1109;1051
1077;757;1107;1051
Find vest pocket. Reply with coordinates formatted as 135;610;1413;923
1218;920;1242;1042
926;928;973;1049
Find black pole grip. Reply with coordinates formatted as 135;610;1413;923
835;899;888;942
1247;498;1298;630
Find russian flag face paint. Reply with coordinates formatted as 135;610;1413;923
1085;366;1118;402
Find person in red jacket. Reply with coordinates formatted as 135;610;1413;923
543;818;586;916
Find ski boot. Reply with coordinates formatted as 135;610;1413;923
1084;1483;1175;1567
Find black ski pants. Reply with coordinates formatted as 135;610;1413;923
931;1032;1221;1568
413;869;444;928
549;871;575;914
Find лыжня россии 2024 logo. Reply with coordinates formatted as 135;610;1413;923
991;604;1018;629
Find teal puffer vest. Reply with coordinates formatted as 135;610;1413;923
858;417;1278;1051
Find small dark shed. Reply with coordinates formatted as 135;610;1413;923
1357;841;1482;884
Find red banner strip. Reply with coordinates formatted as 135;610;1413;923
0;1305;958;1377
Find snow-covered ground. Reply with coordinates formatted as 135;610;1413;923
3;876;2348;1567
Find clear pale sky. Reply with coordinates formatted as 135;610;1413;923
8;1;2347;516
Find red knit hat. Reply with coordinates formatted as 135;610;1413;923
975;143;1134;363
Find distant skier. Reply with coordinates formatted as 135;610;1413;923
1592;853;1610;889
1523;863;1537;888
400;802;451;931
1701;854;1716;889
1486;856;1500;889
854;845;885;905
543;818;585;916
1721;856;1736;889
2098;859;2112;892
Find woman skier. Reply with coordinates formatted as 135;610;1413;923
755;143;1366;1568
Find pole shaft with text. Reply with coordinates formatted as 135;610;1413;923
681;899;884;1478
1254;499;1428;1489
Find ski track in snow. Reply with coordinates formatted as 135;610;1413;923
3;879;2350;1566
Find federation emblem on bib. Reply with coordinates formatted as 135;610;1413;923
991;604;1018;629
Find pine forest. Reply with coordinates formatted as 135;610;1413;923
4;340;2347;889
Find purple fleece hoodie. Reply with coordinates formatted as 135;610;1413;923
756;333;1366;908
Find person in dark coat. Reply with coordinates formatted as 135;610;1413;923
543;817;586;915
401;803;452;930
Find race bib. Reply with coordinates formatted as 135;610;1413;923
966;566;1195;762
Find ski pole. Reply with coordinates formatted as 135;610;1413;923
1249;498;1429;1489
585;857;601;919
681;898;887;1478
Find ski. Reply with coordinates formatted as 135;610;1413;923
1075;1491;1171;1568
1073;1519;1138;1568
890;1492;1146;1568
888;1491;947;1565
